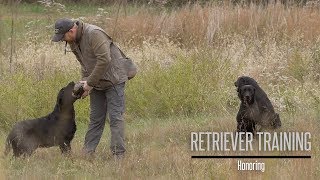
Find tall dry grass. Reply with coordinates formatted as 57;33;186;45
93;3;320;46
0;2;319;124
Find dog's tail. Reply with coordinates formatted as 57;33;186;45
4;135;12;156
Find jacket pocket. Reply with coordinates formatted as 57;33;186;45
103;65;119;83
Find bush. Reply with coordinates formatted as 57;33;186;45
0;69;89;130
126;49;240;118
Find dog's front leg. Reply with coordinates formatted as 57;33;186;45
59;142;71;154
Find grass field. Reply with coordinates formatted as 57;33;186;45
0;114;319;179
0;1;319;179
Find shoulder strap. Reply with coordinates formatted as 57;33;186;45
112;42;128;58
93;28;128;58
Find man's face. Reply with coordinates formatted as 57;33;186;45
63;28;76;42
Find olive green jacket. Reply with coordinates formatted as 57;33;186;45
69;21;128;89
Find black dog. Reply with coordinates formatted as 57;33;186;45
236;85;259;133
4;82;81;157
235;76;281;133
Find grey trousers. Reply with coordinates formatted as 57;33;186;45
83;83;126;155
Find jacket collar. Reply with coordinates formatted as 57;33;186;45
75;21;84;44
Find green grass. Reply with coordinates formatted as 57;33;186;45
0;3;45;14
0;69;86;130
0;2;144;47
126;50;240;118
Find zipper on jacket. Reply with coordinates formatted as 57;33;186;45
73;42;88;73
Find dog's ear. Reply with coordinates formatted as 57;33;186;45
252;86;256;95
56;88;64;111
238;87;243;99
68;81;75;86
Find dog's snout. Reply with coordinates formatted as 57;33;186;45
243;94;251;101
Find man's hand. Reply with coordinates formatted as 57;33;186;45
79;81;93;99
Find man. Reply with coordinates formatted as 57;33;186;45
52;18;133;159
